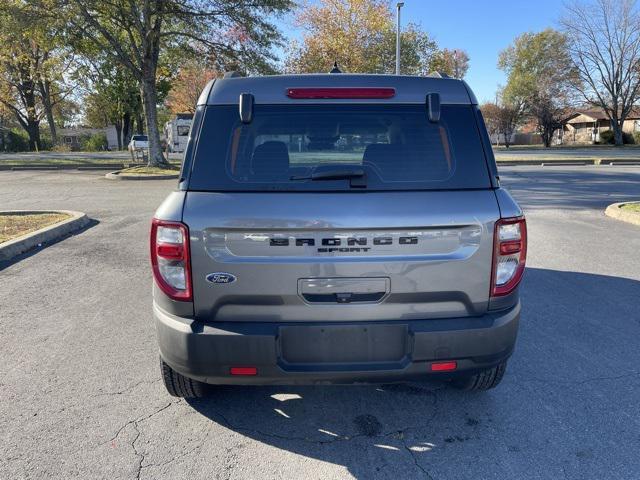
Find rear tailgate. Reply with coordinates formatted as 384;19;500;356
184;190;499;322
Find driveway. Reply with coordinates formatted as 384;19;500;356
1;167;639;479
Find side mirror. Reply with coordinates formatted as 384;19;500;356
427;93;441;123
239;93;254;124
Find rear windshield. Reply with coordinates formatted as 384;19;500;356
188;104;491;191
133;135;148;141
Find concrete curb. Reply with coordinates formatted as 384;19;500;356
105;171;179;181
605;202;640;226
0;163;180;171
1;164;127;171
0;210;90;261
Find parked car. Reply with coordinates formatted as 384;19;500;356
151;73;526;398
127;134;148;152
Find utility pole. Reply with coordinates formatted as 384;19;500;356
396;2;404;75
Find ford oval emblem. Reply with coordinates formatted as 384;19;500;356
206;272;237;284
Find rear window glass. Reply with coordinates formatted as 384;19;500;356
132;135;148;141
188;104;490;191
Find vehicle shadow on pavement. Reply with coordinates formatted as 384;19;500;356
184;268;640;478
0;218;99;271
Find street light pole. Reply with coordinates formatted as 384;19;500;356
396;2;404;75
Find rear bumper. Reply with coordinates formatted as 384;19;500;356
155;302;520;385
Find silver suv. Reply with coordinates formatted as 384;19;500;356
151;73;526;398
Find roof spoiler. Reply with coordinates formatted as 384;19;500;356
428;71;451;79
224;71;243;79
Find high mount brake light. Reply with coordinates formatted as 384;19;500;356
491;217;527;297
286;87;396;99
150;219;192;301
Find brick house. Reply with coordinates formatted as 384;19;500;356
563;108;640;144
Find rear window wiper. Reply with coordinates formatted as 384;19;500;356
290;168;367;188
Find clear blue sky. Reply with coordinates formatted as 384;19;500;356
276;0;562;102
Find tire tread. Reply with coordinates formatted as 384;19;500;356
453;361;507;391
160;358;208;398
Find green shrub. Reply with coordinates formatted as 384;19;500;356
81;133;108;151
1;130;30;152
599;130;615;144
39;136;53;151
599;130;635;145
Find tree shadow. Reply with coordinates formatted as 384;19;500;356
184;268;640;478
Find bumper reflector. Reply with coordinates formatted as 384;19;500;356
430;361;457;372
230;367;258;376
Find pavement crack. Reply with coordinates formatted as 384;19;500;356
402;439;435;480
131;422;144;480
109;400;179;444
92;379;161;398
139;426;213;472
107;401;182;479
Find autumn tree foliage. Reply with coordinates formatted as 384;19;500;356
166;65;219;115
285;0;464;76
31;0;292;165
0;1;72;150
499;29;578;147
430;49;470;79
481;96;524;148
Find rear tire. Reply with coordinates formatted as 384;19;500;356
451;361;507;391
160;357;209;398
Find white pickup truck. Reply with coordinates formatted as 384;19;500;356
127;134;149;153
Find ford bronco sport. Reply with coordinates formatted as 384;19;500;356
151;73;526;398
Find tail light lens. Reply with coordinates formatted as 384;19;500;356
150;219;192;301
491;217;527;297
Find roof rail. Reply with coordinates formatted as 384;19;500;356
223;71;243;79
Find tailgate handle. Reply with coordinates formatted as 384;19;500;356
335;293;352;303
298;278;390;304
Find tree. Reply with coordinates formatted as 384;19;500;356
285;0;439;75
36;0;293;166
0;1;73;150
82;59;142;150
499;29;579;147
166;63;219;114
481;102;501;141
431;49;470;79
562;0;640;146
481;96;524;148
0;3;46;150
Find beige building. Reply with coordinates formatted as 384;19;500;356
58;126;119;150
563;109;640;144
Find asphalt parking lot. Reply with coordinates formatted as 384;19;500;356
1;166;639;479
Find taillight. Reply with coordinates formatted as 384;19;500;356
286;87;396;99
150;219;192;301
491;217;527;297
